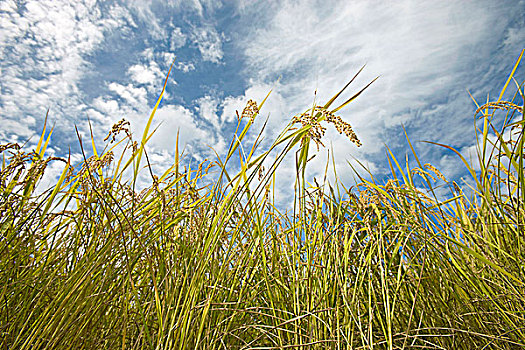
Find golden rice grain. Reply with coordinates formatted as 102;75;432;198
292;106;361;150
424;163;446;181
241;100;259;122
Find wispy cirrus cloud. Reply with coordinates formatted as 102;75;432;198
230;0;524;184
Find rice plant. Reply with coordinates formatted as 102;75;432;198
1;51;524;349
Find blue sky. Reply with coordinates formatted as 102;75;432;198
1;0;524;204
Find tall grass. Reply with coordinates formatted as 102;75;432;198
1;51;524;349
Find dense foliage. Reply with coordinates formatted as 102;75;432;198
1;53;524;349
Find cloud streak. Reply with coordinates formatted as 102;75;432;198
232;0;524;181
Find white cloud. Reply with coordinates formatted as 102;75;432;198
196;95;220;128
144;104;209;151
108;82;148;110
176;61;196;73
93;97;120;115
221;82;287;128
123;1;166;39
158;51;195;73
129;64;160;86
160;0;223;18
232;0;524;186
191;26;223;63
503;26;525;49
170;27;187;49
0;0;130;147
0;116;36;142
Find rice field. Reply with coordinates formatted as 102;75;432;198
1;52;524;349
